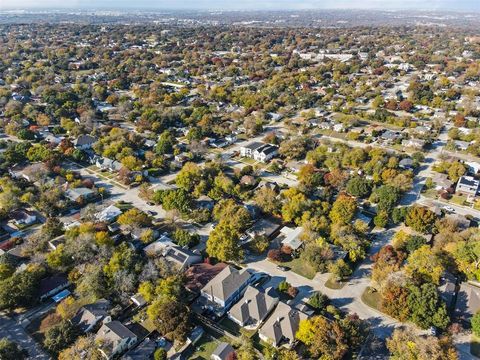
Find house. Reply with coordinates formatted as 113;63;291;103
211;343;236;360
72;299;111;333
432;173;453;191
456;282;480;324
456;176;479;197
399;158;414;170
278;226;304;252
402;138;425;149
246;218;282;240
96;205;122;223
438;272;457;311
65;187;95;203
228;286;279;329
122;338;156;360
240;142;279;163
196;195;215;210
9;209;37;226
74;135;97;150
200;265;252;315
258;301;309;348
143;235;202;270
185;263;228;293
96;157;122;172
39;274;69;301
96;321;138;359
454;140;470;151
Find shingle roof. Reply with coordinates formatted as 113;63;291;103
201;265;251;302
259;301;308;346
228;286;278;326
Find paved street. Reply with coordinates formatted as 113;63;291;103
0;314;50;359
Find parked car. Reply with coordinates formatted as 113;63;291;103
276;265;290;271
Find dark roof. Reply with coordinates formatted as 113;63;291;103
185;263;228;292
39;274;68;296
244;142;263;150
122;338;156;360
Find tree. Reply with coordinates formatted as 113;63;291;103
296;316;348;359
156;130;176;155
0;338;27;360
206;221;243;262
328;259;352;281
213;199;251;232
154;348;167;360
58;335;103;360
172;229;200;248
281;188;310;225
405;245;444;285
147;298;190;342
43;320;80;355
76;264;109;300
407;283;450;329
46;244;71;269
117;208;151;229
254;187;279;215
405;206;436;234
0;267;42;310
175;162;202;191
298;164;321;189
373;210;389;228
387;328;457;360
329;194;356;225
472;312;480;337
250;235;270;254
370;185;400;213
236;336;258;360
308;291;329;311
346;177;371;198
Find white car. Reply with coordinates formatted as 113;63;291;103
442;206;455;213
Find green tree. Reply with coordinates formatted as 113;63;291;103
407;283;450;329
329;194;357;225
0;338;27;360
254;186;280;215
156;130;176;155
405;206;436;234
346;177;371;198
472;311;480;337
373;210;389;228
147;298;190;342
175;162;202;192
370;185;400;213
206;221;243;262
43;320;79;355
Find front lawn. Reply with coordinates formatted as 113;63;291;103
281;257;317;280
324;277;346;290
361;287;382;311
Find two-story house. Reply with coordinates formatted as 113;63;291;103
96;321;137;359
200;265;252;315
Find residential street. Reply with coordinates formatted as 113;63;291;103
0;314;50;359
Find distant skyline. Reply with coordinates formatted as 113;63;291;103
1;0;479;11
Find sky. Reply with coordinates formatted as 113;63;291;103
1;0;479;10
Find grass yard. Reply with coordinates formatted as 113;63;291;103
450;194;467;206
187;334;231;360
281;257;317;280
361;287;382;311
471;335;480;358
324;277;346;290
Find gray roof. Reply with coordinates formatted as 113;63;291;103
201;265;251;302
74;134;97;146
122;338;156;360
456;282;480;321
228;286;278;326
212;342;235;360
244;142;263;150
72;299;110;332
259;301;308;346
96;321;136;342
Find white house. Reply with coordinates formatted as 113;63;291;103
240;142;279;163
